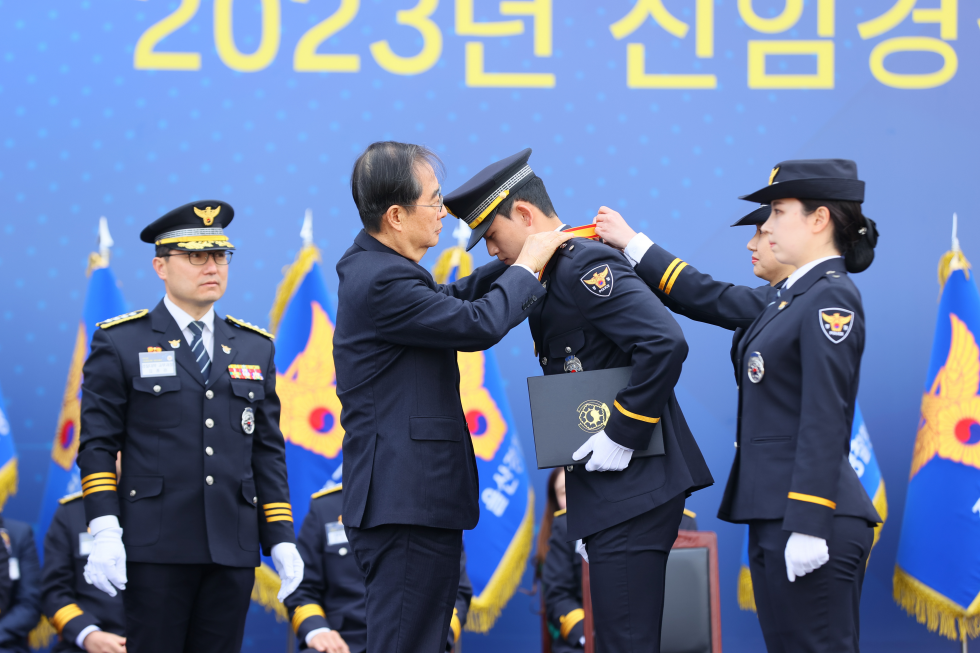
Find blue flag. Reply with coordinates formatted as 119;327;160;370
895;246;980;642
433;238;535;632
0;379;19;512
36;254;127;559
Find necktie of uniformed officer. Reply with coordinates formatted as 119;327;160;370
190;320;211;381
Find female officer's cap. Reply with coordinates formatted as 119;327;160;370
740;159;865;204
140;200;236;251
731;205;771;227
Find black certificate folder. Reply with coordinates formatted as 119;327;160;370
527;366;665;469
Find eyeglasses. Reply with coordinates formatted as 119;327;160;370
403;198;445;211
166;251;233;266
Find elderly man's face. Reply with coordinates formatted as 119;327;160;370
404;163;447;251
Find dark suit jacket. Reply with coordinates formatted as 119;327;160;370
529;237;713;541
78;301;295;566
334;230;546;530
42;496;125;652
0;519;41;653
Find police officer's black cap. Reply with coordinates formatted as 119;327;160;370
444;148;536;252
731;205;771;227
140;200;236;251
740;159;865;205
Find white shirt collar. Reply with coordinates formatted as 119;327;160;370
163;295;215;332
783;255;841;290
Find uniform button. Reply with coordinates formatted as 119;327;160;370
569;245;575;251
206;476;214;485
565;346;572;354
206;390;214;399
339;547;348;556
248;391;254;399
253;497;257;505
205;418;214;428
540;357;548;366
566;465;574;472
130;490;136;497
153;385;161;393
206;447;214;456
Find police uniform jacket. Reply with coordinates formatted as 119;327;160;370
77;300;295;567
287;486;473;652
530;236;713;541
334;230;546;530
0;519;41;653
541;510;583;652
42;494;125;652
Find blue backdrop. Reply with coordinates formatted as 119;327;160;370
0;1;977;650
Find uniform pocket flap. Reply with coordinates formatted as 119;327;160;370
240;479;257;507
122;475;163;503
132;376;181;395
409;416;463;441
548;328;586;358
231;381;265;403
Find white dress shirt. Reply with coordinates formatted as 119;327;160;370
163;295;215;360
782;255;841;290
624;232;655;267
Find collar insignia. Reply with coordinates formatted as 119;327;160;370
221;344;232;354
169;340;181;349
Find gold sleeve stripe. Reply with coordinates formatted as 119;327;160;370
683;508;697;519
291;604;326;634
451;608;462;642
81;473;116;483
51;604;84;633
613;400;660;424
264;509;293;517
267;515;294;523
658;258;683;292
664;262;689;295
788;492;837;510
262;502;292;510
559;608;585;639
82;485;117;497
82;478;116;489
553;508;567;518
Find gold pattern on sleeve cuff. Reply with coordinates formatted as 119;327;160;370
291;604;326;634
613;400;660;424
51;604;84;634
559;608;585;639
787;492;837;510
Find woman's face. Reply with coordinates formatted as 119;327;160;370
554;469;566;510
761;198;832;267
747;224;795;285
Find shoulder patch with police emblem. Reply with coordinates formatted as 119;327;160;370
819;308;855;343
581;264;613;297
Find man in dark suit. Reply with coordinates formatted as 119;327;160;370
447;148;714;652
285;485;473;653
0;517;42;653
77;201;303;653
334;141;570;653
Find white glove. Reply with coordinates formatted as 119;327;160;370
784;532;829;582
575;539;588;564
83;516;127;597
572;430;633;472
271;542;304;601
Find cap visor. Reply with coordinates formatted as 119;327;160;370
730;205;771;227
465;213;495;252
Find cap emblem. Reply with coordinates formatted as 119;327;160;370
193;205;221;226
768;166;780;186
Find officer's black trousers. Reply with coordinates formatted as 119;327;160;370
749;517;874;653
124;562;253;653
583;493;685;653
346;523;461;653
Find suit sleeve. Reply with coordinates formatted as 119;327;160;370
0;525;42;643
635;243;774;330
572;253;689;450
253;342;296;554
42;508;98;644
285;507;331;644
78;328;125;523
782;284;864;540
438;259;509;301
369;264;545;352
448;548;473;650
541;526;584;645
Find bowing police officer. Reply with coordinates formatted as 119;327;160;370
446;149;713;653
77;201;304;653
286;484;473;653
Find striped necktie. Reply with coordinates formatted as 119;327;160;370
190;320;211;381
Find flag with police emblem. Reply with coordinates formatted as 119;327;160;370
894;245;980;642
0;380;18;513
35;254;127;560
432;236;535;632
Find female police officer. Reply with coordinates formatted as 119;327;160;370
595;160;881;653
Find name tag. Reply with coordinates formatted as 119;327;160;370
326;521;348;546
79;532;94;556
139;351;177;378
9;558;19;581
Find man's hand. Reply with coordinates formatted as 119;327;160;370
83;521;127;597
271;542;304;601
593;207;638;250
514;231;575;273
308;630;350;653
572;430;633;472
83;631;127;653
784;532;830;582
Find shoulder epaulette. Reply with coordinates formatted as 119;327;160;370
59;491;83;505
97;309;149;329
553;508;567;518
225;315;274;339
311;485;342;500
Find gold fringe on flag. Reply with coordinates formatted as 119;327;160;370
737;565;757;612
465;488;535;633
432;247;473;285
0;458;18;513
251;562;287;623
269;245;322;335
894;565;980;641
28;616;55;650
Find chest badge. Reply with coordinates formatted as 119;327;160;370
169;340;180;349
221;344;231;355
242;407;255;434
564;355;583;373
819;308;855;344
580;265;613;297
747;351;765;384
